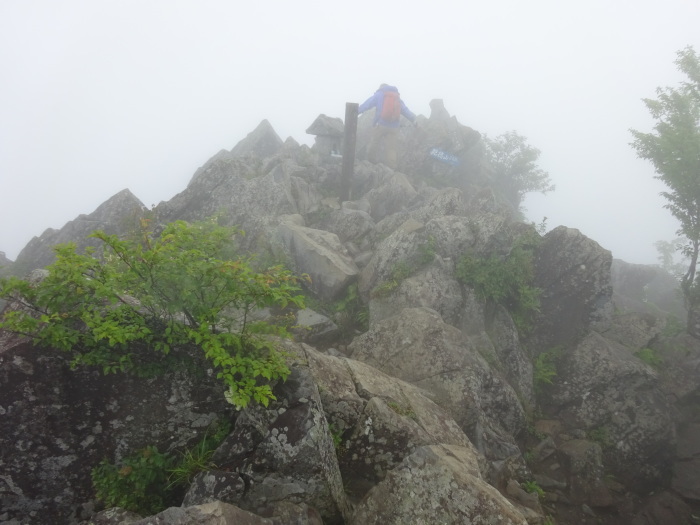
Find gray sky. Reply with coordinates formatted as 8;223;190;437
1;1;699;264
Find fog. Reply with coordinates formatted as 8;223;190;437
1;0;699;264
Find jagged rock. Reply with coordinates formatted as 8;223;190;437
231;119;284;158
486;304;536;407
302;345;477;501
362;172;417;222
505;479;543;513
600;311;665;349
630;490;695;525
127;500;318;525
8;107;700;525
157;155;326;256
350;444;528;525
558;439;613;507
313;207;374;245
348;307;526;462
367;255;463;327
357;218;426;299
546;331;674;491
4;189;146;277
182;472;246;508
0;341;233;524
654;332;700;401
672;422;700;500
371;187;469;240
208;363;350;524
292;308;339;344
528;226;614;352
423;215;478;260
276;221;359;301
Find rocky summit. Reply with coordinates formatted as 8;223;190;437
1;101;699;525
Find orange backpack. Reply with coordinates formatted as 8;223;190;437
380;91;401;122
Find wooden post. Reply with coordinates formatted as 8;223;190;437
340;102;358;203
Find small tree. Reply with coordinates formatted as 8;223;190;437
0;219;305;408
630;46;700;335
482;131;555;211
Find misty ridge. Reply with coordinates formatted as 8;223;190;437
1;50;700;525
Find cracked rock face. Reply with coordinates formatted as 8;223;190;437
0;341;233;524
351;444;527;525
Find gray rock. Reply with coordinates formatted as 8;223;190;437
548;331;674;491
300;344;476;501
363;172;417;222
292;308;339;344
367;256;463;327
0;341;233;524
318;207;374;244
630;490;695;525
350;444;528;525
672;423;700;500
5;189;145;277
528;226;614;352
357;218;425;299
182;472;246;507
231;119;283;159
558;439;613;507
276;221;359;301
348;307;526;461
210;364;350;524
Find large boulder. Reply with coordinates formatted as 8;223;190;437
367;255;463;327
202;363;351;524
348;307;526;462
302;345;476;500
528;226;614;353
544;331;675;491
0;338;233;524
357;218;426;299
350;444;528;525
275;220;359;301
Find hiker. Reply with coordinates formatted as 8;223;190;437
358;84;416;169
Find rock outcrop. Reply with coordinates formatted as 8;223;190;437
3;189;145;278
1;104;697;525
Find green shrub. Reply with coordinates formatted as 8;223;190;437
167;418;231;488
92;446;174;515
92;418;231;515
0;219;305;409
521;480;545;499
371;261;413;298
533;347;561;391
456;232;541;332
334;283;369;333
587;426;612;448
635;347;663;368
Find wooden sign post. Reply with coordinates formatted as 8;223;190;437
340;102;358;202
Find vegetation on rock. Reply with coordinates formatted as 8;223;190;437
0;218;305;408
456;231;541;332
91;418;231;515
